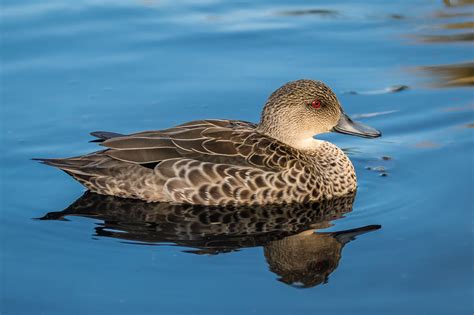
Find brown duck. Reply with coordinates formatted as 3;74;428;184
36;79;381;205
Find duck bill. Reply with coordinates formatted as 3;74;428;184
332;112;381;138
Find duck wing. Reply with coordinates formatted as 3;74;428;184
38;119;306;204
97;119;295;172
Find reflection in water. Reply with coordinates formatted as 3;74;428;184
413;1;474;87
417;32;474;43
278;9;339;17
434;11;474;18
418;62;474;87
440;21;474;29
343;85;409;95
443;0;474;7
40;192;380;288
264;225;378;287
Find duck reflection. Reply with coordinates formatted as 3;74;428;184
40;192;380;288
265;225;378;287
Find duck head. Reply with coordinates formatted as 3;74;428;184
257;79;381;149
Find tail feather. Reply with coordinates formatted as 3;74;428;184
33;153;125;177
90;131;124;142
33;157;88;167
33;150;132;196
33;157;93;175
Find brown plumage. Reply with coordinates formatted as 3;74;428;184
36;79;381;205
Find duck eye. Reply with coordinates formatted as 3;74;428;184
308;99;321;109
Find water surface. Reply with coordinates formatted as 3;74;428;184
1;0;473;314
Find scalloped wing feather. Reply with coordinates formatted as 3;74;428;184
38;119;318;204
98;119;291;172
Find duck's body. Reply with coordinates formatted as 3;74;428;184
40;119;356;205
37;80;380;205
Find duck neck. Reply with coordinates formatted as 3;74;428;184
256;122;322;151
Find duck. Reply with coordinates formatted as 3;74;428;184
36;79;381;205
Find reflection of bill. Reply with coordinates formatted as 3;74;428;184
39;192;381;288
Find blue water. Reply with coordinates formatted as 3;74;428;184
1;0;473;314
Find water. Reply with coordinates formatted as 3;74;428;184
1;0;473;314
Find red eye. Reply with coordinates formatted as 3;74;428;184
309;99;321;109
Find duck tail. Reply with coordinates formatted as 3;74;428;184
33;156;103;188
89;131;124;142
33;157;87;169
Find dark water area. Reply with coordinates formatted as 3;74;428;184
1;0;473;314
